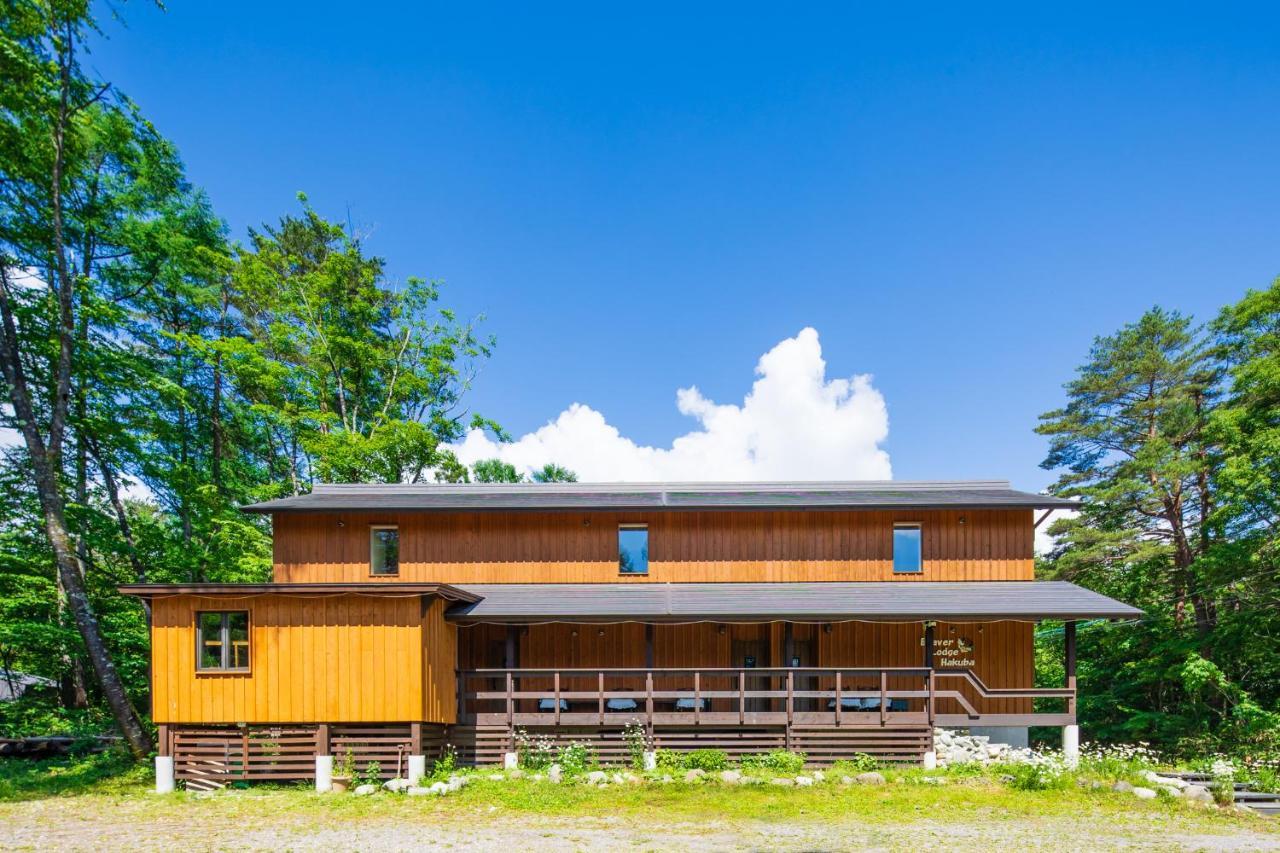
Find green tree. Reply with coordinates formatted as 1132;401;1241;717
472;458;523;483
531;463;577;483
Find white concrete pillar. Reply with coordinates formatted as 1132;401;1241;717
154;756;175;794
643;751;657;771
503;751;519;770
922;750;937;770
1062;725;1080;768
407;754;426;785
315;755;334;792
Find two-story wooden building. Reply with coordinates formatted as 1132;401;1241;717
123;480;1140;791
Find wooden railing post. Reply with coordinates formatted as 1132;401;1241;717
598;671;605;724
506;671;514;727
456;670;464;721
739;670;746;724
834;672;842;726
879;671;888;726
927;670;936;726
645;671;654;730
1065;620;1078;719
694;671;701;725
786;670;794;727
554;671;561;726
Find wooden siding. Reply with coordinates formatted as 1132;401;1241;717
151;594;457;725
272;509;1034;584
422;597;458;724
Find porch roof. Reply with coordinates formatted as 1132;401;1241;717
241;479;1079;513
445;580;1141;623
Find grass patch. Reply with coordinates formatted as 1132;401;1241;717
0;749;148;802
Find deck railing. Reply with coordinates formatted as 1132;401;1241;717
457;667;1075;728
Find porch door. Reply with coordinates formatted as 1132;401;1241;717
731;634;771;713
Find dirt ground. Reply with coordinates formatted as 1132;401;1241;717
3;802;1278;852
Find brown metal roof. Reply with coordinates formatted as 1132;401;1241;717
445;581;1141;623
117;582;481;602
241;480;1079;514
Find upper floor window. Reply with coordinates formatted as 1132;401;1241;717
198;611;249;671
370;525;399;575
618;524;649;575
893;523;922;574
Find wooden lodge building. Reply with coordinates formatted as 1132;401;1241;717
123;480;1141;790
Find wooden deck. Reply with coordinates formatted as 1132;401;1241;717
458;666;1076;729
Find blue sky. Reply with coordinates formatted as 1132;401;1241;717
88;2;1279;490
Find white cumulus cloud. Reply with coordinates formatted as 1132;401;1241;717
450;327;892;482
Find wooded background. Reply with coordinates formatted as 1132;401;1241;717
1;2;1277;761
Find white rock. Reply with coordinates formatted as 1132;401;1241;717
429;781;450;795
683;769;706;783
840;776;854;785
720;770;743;784
353;784;378;796
812;770;825;782
506;768;524;779
856;772;886;785
770;777;795;786
406;786;437;796
1112;781;1133;792
1160;786;1182;797
547;764;563;784
585;770;608;785
795;776;814;786
1133;787;1157;800
383;778;410;792
488;773;505;781
1184;785;1213;802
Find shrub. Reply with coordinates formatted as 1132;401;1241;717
830;754;879;774
623;720;651;770
558;741;596;776
431;746;457;780
514;728;556;770
653;748;686;774
685;749;729;772
741;749;806;775
1079;742;1160;780
1001;758;1069;791
1209;757;1237;806
359;761;381;787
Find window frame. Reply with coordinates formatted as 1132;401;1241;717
369;524;400;577
892;522;924;575
617;523;650;576
195;610;251;673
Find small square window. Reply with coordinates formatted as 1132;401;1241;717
618;525;648;575
893;524;923;574
370;526;399;576
197;611;250;671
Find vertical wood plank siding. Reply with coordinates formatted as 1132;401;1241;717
272;509;1034;583
151;594;459;724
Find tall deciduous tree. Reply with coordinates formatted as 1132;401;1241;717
0;1;153;755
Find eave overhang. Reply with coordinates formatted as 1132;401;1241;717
117;582;481;603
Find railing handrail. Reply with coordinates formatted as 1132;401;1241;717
458;666;932;676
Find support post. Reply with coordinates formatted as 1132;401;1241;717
408;722;424;784
315;723;332;792
923;621;935;725
835;671;842;726
155;755;175;794
1063;724;1080;768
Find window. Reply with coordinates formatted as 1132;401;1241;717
197;611;249;671
618;524;649;575
893;523;923;574
370;525;399;576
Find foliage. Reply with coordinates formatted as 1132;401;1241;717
556;741;596;776
653;748;686;774
1037;286;1280;757
684;748;729;772
513;728;556;771
622;720;650;770
336;749;356;780
830;754;880;774
358;761;381;787
1077;742;1161;781
740;749;806;775
999;758;1070;791
431;746;457;780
